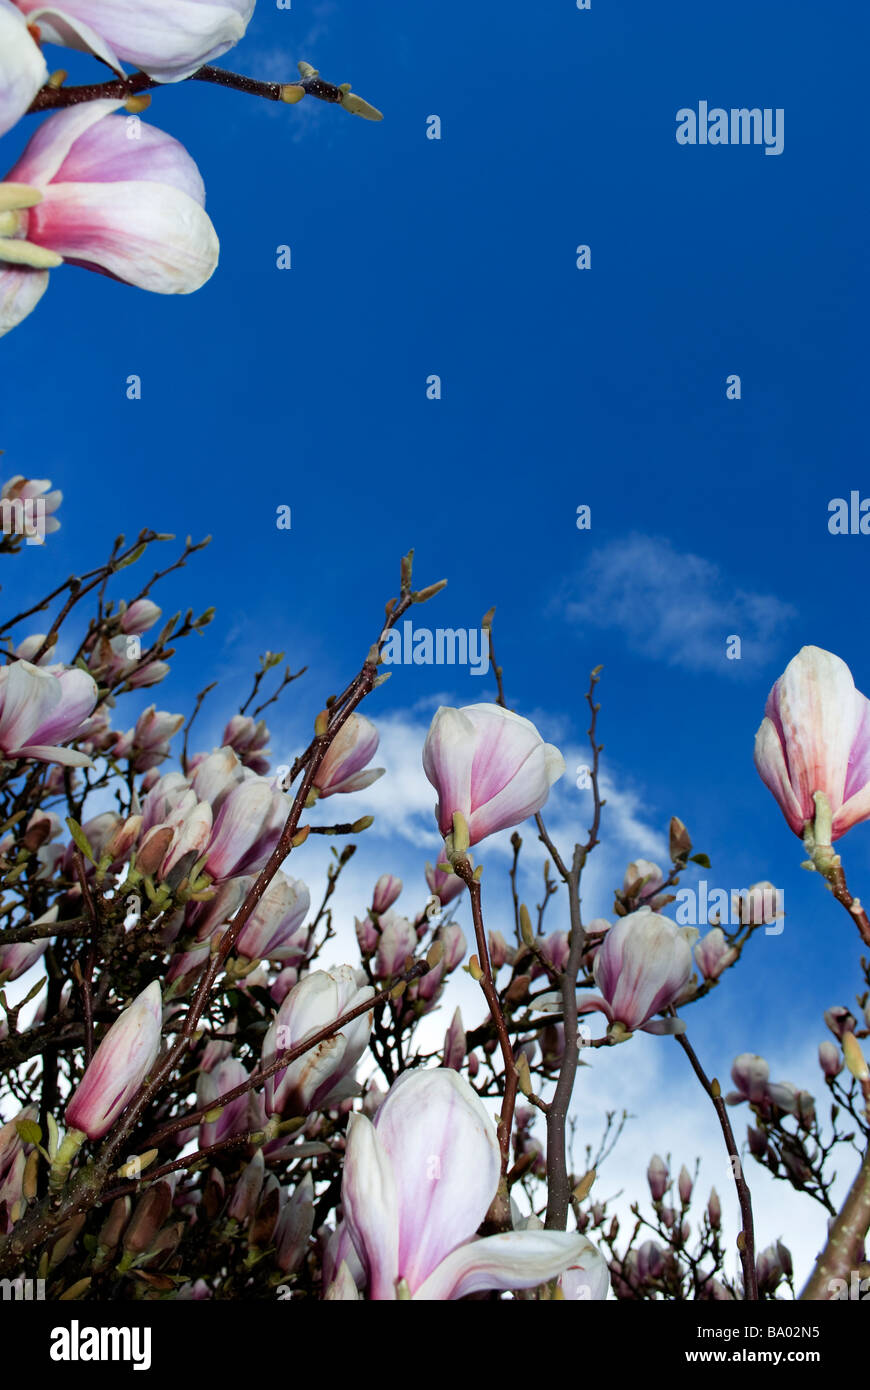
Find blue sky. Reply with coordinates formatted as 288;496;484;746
3;0;869;1284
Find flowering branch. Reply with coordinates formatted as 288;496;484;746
27;62;383;121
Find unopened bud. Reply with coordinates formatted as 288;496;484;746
519;903;534;947
516;1054;532;1097
842;1031;869;1082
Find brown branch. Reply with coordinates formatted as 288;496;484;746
674;1028;758;1300
453;858;517;1193
543;668;603;1231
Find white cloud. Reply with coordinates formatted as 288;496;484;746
560;534;796;674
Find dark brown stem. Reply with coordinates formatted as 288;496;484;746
675;1029;758;1300
453;859;516;1185
542;668;603;1230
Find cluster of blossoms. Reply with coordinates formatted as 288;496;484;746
1;482;870;1306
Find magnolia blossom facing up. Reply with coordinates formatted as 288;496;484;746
754;646;870;841
65;981;163;1140
1;101;219;338
340;1067;594;1300
423;703;565;847
0;659;97;766
576;909;698;1036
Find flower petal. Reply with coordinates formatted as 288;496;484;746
31;179;219;293
342;1114;400;1300
413;1230;591;1301
373;1068;500;1293
0;0;48;139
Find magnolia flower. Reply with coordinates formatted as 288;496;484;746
14;0;255;83
0;905;55;980
576;909;698;1036
754;646;870;841
263;966;374;1118
0;0;47;139
204;778;289;880
313;714;384;798
119;599;161;635
0;659;97;766
818;1040;843;1078
222;714;270;774
137;796;212;881
189;745;247;810
371;873;402;915
342;1068;593;1300
197;1058;249;1148
66;981;162;1139
1;475;62;537
443;1007;466;1071
1;100;219;339
622;859;670;910
425;859;466;906
693;927;738;981
374;910;417;980
647;1154;669;1202
275;1172;315;1275
234;871;310;964
725;1053;797;1112
423;703;565;846
113;706;184;772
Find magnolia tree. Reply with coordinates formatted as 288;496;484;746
2;6;870;1306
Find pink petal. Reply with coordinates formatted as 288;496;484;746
413;1230;591;1301
342;1114;400;1300
30;179;219;293
0;0;48;139
374;1068;500;1293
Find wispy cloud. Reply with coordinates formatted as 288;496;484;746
559;534;796;675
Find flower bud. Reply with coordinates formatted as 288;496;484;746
65;982;162;1140
371;874;402;914
818;1040;843;1078
647;1154;669;1202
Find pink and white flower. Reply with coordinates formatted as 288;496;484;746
576;909;698;1036
65;981;163;1139
754;646;870;841
14;0;255;84
313;713;384;798
341;1068;593;1300
0;100;219;338
263;966;373;1118
234;871;310;964
0;659;97;766
423;703;565;846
